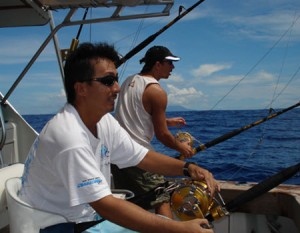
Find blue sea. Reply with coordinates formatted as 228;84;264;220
23;108;300;185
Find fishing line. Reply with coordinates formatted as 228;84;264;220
272;64;300;105
112;2;189;47
210;12;300;111
224;132;266;181
212;122;267;181
119;15;146;82
269;18;292;108
89;9;93;42
116;1;205;68
268;12;299;109
117;2;193;78
208;13;300;179
219;106;290;181
245;14;300;177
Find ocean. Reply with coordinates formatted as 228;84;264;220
23;108;300;185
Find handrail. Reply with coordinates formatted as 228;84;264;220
0;104;6;168
0;104;6;150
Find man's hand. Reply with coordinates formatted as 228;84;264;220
166;117;186;127
187;163;220;196
181;218;214;233
177;140;195;158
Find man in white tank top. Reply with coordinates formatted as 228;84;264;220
113;46;195;218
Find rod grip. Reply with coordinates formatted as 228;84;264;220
178;148;197;160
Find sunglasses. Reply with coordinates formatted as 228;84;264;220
163;60;173;65
90;74;119;86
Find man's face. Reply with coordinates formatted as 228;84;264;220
85;58;120;115
159;60;175;79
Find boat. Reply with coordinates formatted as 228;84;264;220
0;1;299;233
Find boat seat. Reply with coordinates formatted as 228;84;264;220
5;177;68;233
0;163;24;230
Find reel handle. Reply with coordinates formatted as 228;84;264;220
178;147;197;160
175;132;196;161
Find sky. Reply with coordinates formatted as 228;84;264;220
1;0;300;115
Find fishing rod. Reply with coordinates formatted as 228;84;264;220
206;162;300;222
170;162;300;223
116;0;206;68
178;100;300;160
61;8;89;62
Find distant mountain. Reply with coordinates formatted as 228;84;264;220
166;105;191;112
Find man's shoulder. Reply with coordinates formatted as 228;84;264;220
100;113;115;123
99;113;119;129
43;104;86;141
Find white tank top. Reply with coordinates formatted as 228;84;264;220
115;74;159;150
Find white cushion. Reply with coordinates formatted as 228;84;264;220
5;177;67;233
0;163;24;229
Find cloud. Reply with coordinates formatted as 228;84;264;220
18;88;66;115
52;88;66;99
228;13;300;42
207;3;300;42
164;68;285;110
169;73;184;82
205;74;243;86
166;84;205;108
0;36;56;65
191;63;232;78
207;70;275;86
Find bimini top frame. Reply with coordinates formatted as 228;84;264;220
0;0;174;27
0;0;174;105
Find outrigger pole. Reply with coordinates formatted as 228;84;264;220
205;162;300;222
179;100;300;160
116;0;206;68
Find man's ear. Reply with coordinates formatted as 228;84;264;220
155;61;162;66
74;82;87;97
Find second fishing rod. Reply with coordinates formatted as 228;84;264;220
177;100;300;160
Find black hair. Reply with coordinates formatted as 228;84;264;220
139;45;172;73
64;42;120;104
140;60;157;73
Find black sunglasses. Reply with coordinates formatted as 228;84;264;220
162;60;173;65
90;74;119;86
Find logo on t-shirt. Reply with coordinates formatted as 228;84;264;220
100;144;109;158
100;144;110;165
129;80;135;87
77;177;102;188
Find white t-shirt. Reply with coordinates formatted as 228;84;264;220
115;74;159;150
20;103;148;223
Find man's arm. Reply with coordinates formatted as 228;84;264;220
137;150;219;195
143;84;194;158
90;194;213;233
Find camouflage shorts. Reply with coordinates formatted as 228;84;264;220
111;165;170;208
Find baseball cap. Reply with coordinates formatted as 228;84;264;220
139;46;180;64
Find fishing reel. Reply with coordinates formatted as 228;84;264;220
175;131;194;147
170;180;229;222
175;131;198;159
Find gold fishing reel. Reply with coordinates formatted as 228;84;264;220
175;131;194;147
170;180;229;222
175;131;198;160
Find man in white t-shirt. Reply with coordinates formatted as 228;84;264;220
20;42;218;233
